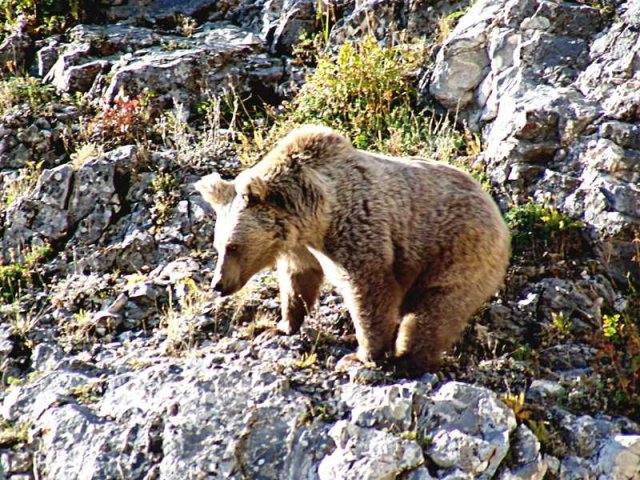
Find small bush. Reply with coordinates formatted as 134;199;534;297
288;35;424;149
240;35;480;171
505;199;584;259
239;35;425;164
0;242;50;302
0;75;57;117
87;88;154;148
1;0;86;38
594;297;640;418
1;160;43;209
150;172;178;226
0;262;28;302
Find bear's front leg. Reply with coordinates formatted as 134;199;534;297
276;248;324;334
343;275;402;364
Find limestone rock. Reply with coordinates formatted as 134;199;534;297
421;382;517;478
318;421;425;480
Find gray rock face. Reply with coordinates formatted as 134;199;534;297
2;348;535;480
0;117;62;170
331;0;468;46
497;425;546;480
427;0;640;282
103;23;283;112
554;409;640;480
40;22;284;113
420;382;517;479
0;16;32;74
2;146;137;255
318;421;426;480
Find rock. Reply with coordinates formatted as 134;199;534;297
2;371;91;422
332;0;469;46
340;380;434;431
497;424;547;480
42;22;285;113
527;379;565;404
318;420;425;480
558;411;620;458
2;145;143;256
0;116;59;169
426;0;640;282
420;382;517;478
594;435;640;479
0;15;32;74
0;325;14;365
264;0;317;54
104;0;219;24
102;23;283;112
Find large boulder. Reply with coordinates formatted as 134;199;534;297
426;0;640;283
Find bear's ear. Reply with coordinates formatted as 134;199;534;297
194;173;235;210
236;175;267;207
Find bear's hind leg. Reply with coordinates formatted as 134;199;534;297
395;286;480;375
277;248;324;334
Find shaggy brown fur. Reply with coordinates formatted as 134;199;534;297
195;125;510;374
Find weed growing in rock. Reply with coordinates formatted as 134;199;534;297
0;420;29;447
69;379;106;405
505;199;584;260
70;142;104;170
150;172;178;226
88;87;154;148
1;160;43;209
0;75;57;117
0;262;27;302
0;242;50;302
6;301;43;347
594;297;640;418
160;278;212;355
176;14;197;37
550;311;573;340
435;7;469;46
156;95;235;170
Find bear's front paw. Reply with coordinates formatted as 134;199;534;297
276;319;300;335
392;354;437;378
335;352;377;372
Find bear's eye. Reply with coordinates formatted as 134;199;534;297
242;193;260;207
226;244;240;254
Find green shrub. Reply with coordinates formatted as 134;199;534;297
1;0;85;38
0;243;50;302
505;199;583;259
0;76;57;117
0;262;28;302
288;36;423;149
595;296;640;418
240;35;480;170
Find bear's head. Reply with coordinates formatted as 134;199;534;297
195;126;350;295
194;171;287;295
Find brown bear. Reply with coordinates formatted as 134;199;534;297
195;125;510;374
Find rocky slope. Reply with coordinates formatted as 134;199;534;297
1;0;639;479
